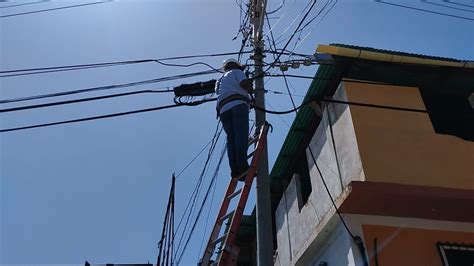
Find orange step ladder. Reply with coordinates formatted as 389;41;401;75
199;123;270;266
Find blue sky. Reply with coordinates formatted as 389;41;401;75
1;0;473;265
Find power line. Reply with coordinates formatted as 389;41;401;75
267;0;286;15
176;145;226;264
0;94;429;133
0;70;216;104
322;98;428;113
374;0;474;21
175;140;213;179
265;89;305;97
264;0;319;73
290;0;338;53
421;0;474;13
445;0;474;9
272;0;313;44
0;51;253;78
277;70;363;262
0;0;47;9
286;0;335;57
294;0;335;35
0;98;216;133
0;0;112;19
0;88;172;113
174;124;222;260
197;159;219;262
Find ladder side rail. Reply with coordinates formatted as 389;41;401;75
218;124;269;265
200;178;239;265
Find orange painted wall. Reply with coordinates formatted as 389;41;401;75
343;82;474;190
362;224;474;266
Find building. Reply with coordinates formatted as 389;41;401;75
237;44;474;266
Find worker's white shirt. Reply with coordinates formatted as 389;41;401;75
215;69;251;115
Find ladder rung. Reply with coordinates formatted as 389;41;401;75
227;189;242;200
220;210;235;222
212;233;227;246
247;151;255;159
248;137;258;146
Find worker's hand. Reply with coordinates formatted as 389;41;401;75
240;79;253;94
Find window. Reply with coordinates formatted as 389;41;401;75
420;89;474;141
437;242;474;266
295;152;312;208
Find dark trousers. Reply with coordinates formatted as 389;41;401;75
220;104;249;176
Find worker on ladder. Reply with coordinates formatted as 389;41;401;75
216;58;254;181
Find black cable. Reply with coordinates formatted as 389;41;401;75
374;0;474;21
264;0;318;73
0;1;111;19
176;145;226;264
266;49;314;58
0;70;216;104
279;70;358;243
174;124;222;259
0;95;428;133
197;155;219;261
445;0;474;9
265;12;280;61
374;238;379;266
267;74;393;85
0;98;216;133
322;98;428;113
265;89;305;97
267;0;285;15
289;0;338;54
290;0;334;53
154;61;222;73
0;88;171;113
422;0;474;13
0;0;47;9
253;97;428;115
175;140;213;179
0;51;253;78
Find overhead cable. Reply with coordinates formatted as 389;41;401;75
421;0;474;13
0;1;111;19
445;0;474;9
0;94;429;133
374;0;474;21
264;0;319;73
277;70;362;261
176;145;226;264
0;0;47;9
0;51;252;78
0;88;172;113
0;98;216;133
0;70;216;104
174;123;222;259
290;0;338;53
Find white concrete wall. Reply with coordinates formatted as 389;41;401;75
307;221;356;266
274;83;365;265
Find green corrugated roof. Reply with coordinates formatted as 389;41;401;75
269;63;337;183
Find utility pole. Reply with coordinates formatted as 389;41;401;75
251;0;274;265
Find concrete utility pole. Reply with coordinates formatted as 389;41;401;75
251;0;274;265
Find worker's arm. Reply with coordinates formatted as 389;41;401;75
240;79;254;94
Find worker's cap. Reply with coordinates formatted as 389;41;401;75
221;58;243;70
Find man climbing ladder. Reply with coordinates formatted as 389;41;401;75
215;58;254;180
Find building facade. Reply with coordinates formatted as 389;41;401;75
266;45;474;266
